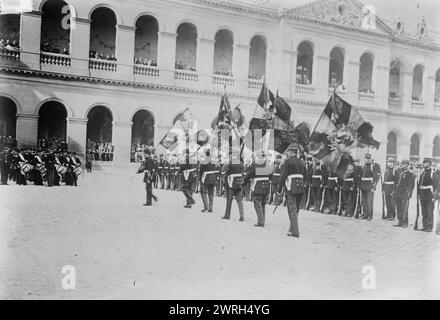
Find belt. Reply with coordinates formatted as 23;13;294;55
273;173;280;176
361;177;373;181
285;174;303;191
202;170;219;183
251;177;269;192
328;177;338;181
344;178;354;182
384;181;394;185
420;185;433;191
228;174;242;188
312;175;322;179
158;167;163;169
183;169;196;180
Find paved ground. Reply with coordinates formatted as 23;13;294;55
0;168;439;300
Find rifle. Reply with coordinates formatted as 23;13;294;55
337;188;342;215
414;187;420;230
380;174;386;219
354;188;360;218
319;186;327;213
305;185;311;210
435;199;440;234
272;190;284;214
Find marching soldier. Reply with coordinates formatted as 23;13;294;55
243;151;273;227
310;159;327;212
222;152;245;221
359;154;381;220
417;158;440;232
276;143;306;238
394;159;415;228
199;150;218;213
180;152;197;208
383;157;397;220
136;149;158;206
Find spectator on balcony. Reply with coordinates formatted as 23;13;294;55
63;47;69;55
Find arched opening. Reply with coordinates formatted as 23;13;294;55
433;136;440;164
134;15;158;66
328;47;344;87
359;53;373;92
435;69;440;103
0;97;17;143
389;60;401;98
296;41;313;85
38;101;67;149
87;106;113;161
131;110;154;162
89;7;117;60
40;0;71;55
412;64;424;101
249;35;266;80
213;29;233;76
386;132;397;159
410;134;420;162
175;22;197;71
0;13;20;53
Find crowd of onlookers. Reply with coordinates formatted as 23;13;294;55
0;135;17;150
296;74;311;85
0;38;20;52
213;68;233;77
359;88;375;94
40;42;69;55
89;51;117;61
37;137;68;152
248;73;264;80
175;61;196;71
412;94;422;101
131;144;155;162
134;56;157;66
86;140;114;162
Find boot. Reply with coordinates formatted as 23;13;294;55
223;199;232;219
237;199;244;221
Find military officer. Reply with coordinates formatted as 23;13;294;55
359;154;381;220
417;158;440;232
0;146;11;185
180;152;197;208
270;154;282;204
309;159;327;212
323;170;341;214
382;157;397;220
276;143;306;238
341;163;359;217
199;150;218;213
303;154;313;209
222;152;245;221
394;159;415;228
136;149;158;206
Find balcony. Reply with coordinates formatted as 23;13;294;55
133;64;159;77
0;48;20;61
328;86;347;97
248;78;263;89
40;52;71;66
295;84;315;96
388;97;402;111
411;99;424;109
212;74;234;87
358;91;375;102
89;58;117;72
174;69;198;82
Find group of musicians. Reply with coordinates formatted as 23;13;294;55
137;144;440;237
0;146;83;187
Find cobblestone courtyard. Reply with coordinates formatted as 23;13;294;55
1;169;439;299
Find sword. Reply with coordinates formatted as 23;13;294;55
435;199;440;234
305;185;311;210
337;188;342;215
319;186;327;212
380;174;386;219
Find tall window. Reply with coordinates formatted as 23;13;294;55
329;47;344;87
89;7;117;60
389;60;401;99
435;69;440;103
0;13;20;51
386;132;397;158
433;136;440;163
359;53;373;92
134;15;158;66
296;41;313;85
248;36;266;80
175;23;198;71
410;134;420;162
40;0;71;55
412;65;424;101
213;29;233;77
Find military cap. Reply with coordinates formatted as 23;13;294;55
423;158;432;164
365;154;372;159
401;159;410;164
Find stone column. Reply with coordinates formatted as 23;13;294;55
112;121;133;163
426;75;436;113
346;60;360;103
67;118;87;158
16;114;39;148
197;37;215;89
375;65;390;108
158;31;177;84
316;55;330;100
233;44;250;92
70;17;91;75
20;11;42;69
116;25;136;80
401;71;413;111
273;49;295;99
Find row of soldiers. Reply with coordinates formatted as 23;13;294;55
137;146;440;236
0;146;82;187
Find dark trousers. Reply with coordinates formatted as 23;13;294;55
16;169;27;185
311;186;321;210
342;190;355;216
420;199;434;230
361;190;374;219
201;184;215;211
54;172;60;186
224;188;244;219
286;192;302;237
182;182;195;206
326;188;338;213
46;167;55;187
385;194;396;219
253;193;267;225
145;182;153;205
0;165;8;184
396;197;409;226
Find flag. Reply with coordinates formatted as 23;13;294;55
308;93;380;178
248;81;275;132
159;107;197;152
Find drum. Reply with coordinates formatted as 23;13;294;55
55;164;67;175
37;163;47;175
20;163;33;174
73;166;83;176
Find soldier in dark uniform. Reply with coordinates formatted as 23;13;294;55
270;155;282;204
44;149;56;187
276;143;306;238
70;152;81;187
323;170;341;214
394;159;415;228
157;154;164;189
137;150;157;206
417;158;440;232
383;157;397;220
303;154;313;209
309;159;327;212
222;153;245;221
33;151;44;186
199;150;218;213
341;164;358;217
180;152;197;208
243;151;273;227
0;146;11;185
359;154;381;220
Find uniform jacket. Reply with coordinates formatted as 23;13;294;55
277;156;306;193
383;166;397;195
359;162;381;191
222;163;244;189
395;168;415;199
418;168;440;201
137;157;155;183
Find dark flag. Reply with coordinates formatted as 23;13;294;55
159;107;197;152
308;93;380;178
248;81;275;132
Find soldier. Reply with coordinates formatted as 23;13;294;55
270;154;282;205
222;152;245;221
243;150;273;227
394;159;415;228
180;152;197;208
341;163;358;217
15;149;28;185
309;159;327;212
70;152;81;187
276;143;306;238
199;150;218;213
136;149;158;206
383;157;397;220
359;154;381;220
44;149;56;187
417;158;440;232
157;154;164;189
323;170;341;214
0;146;11;185
303;154;313;209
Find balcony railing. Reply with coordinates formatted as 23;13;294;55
411;99;424;108
174;69;198;82
134;64;159;77
0;48;20;60
328;86;347;97
435;101;440;109
89;58;117;72
295;84;315;95
358;91;375;101
212;74;234;86
40;51;71;66
248;78;263;89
